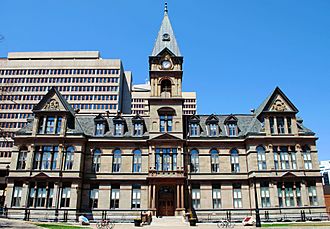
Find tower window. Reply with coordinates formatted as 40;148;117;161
160;115;173;132
161;79;172;96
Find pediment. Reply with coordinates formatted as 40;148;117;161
33;172;50;179
33;87;75;115
267;94;294;112
206;114;219;124
132;114;144;122
150;133;181;141
189;114;200;123
281;171;298;178
224;114;238;123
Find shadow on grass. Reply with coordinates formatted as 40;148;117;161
34;223;90;229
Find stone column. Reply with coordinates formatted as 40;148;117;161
57;144;64;170
5;183;14;207
98;184;111;209
26;144;35;170
270;181;278;207
70;183;79;209
148;185;151;208
181;184;184;209
152;184;156;209
284;117;289;134
177;184;180;208
273;117;278;134
20;182;30;208
53;182;60;208
177;147;182;171
301;182;308;206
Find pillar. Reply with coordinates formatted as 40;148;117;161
181;184;184;209
20;182;30;208
152;184;156;209
177;184;180;208
148;185;151;208
26;144;35;170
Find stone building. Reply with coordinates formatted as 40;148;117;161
4;5;326;222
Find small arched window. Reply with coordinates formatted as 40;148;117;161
64;146;75;170
92;149;101;172
161;79;172;97
190;149;199;173
257;146;266;170
210;149;219;173
112;149;121;172
133;149;142;173
230;149;240;173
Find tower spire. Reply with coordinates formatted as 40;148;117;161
164;2;168;14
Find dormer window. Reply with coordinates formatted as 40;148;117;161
224;115;238;137
114;123;123;136
209;124;217;137
190;123;199;136
38;116;63;134
206;115;219;137
95;123;105;136
134;123;143;136
94;114;108;136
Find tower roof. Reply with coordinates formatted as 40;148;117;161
151;3;181;57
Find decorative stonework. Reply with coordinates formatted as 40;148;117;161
271;99;287;112
44;99;60;110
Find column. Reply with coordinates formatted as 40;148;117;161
53;182;60;208
98;184;111;209
26;144;35;170
5;183;14;208
273;117;278;134
20;182;30;208
284;117;289;134
177;147;182;171
148;185;151;208
149;146;154;171
152;184;156;209
293;182;297;206
177;184;180;208
181;184;184;209
301;182;308;206
57;144;64;170
270;182;279;207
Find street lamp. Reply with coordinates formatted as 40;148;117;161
252;172;261;227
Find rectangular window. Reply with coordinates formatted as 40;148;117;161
304;152;313;169
284;183;294;207
278;186;283;207
228;123;237;137
233;184;242;208
257;149;267;171
212;185;221;209
192;186;201;209
89;186;99;209
114;123;123;136
132;185;141;209
55;117;62;134
287;117;292;134
277;117;285;134
308;185;318;206
61;186;71;208
160;115;172;133
95;123;105;136
209;124;217;136
291;151;297;170
273;147;279;170
12;185;22;207
38;117;44;134
36;186;47;207
112;153;121;172
211;152;219;173
231;154;240;173
190;123;199;136
45;117;55;134
110;187;120;209
269;117;275;134
17;150;27;169
133;152;142;173
260;182;271;208
134;123;143;136
280;147;290;170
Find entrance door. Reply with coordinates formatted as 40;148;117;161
158;186;175;216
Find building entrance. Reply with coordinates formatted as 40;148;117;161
158;186;175;216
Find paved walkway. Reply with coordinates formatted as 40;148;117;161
0;218;39;228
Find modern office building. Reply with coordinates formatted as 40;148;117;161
0;51;132;203
320;160;330;186
131;82;196;115
3;5;326;222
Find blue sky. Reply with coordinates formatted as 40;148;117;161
1;0;329;160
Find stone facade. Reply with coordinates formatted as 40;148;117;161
3;6;327;223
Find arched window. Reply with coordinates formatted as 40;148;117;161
210;149;219;173
257;146;266;170
133;149;142;173
112;149;121;172
302;145;312;169
190;149;199;173
17;146;28;170
230;149;240;173
92;149;101;172
161;79;172;96
64;146;75;170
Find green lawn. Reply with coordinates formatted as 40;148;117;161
262;222;330;227
34;223;91;229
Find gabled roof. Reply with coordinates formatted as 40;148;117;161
132;113;144;122
206;114;219;124
33;87;75;116
254;87;299;117
189;114;200;123
151;4;181;57
149;133;182;141
224;114;238;123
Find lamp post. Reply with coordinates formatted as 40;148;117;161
252;172;261;227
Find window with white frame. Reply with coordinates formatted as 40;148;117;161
64;146;74;170
291;151;297;170
212;184;221;209
114;123;123;136
110;186;120;209
12;185;22;207
308;185;318;206
190;149;199;173
233;184;242;208
280;146;290;170
33;146;58;170
89;186;99;209
210;149;220;172
257;146;267;170
133;149;142;173
92;149;101;172
160;115;173;133
132;185;141;209
228;123;237;137
112;149;121;172
60;185;71;208
192;186;201;209
190;123;199;136
209;123;217;136
269;117;275;134
303;146;312;169
17;147;27;169
95;122;105;136
284;184;294;207
260;182;271;207
277;117;285;134
230;149;240;173
133;123;143;136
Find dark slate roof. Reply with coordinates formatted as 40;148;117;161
151;8;181;56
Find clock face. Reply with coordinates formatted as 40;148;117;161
162;60;172;69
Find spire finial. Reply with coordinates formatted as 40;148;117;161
164;2;168;14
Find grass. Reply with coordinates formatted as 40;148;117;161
34;223;90;229
262;222;330;227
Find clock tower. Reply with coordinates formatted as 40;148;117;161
148;3;184;139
